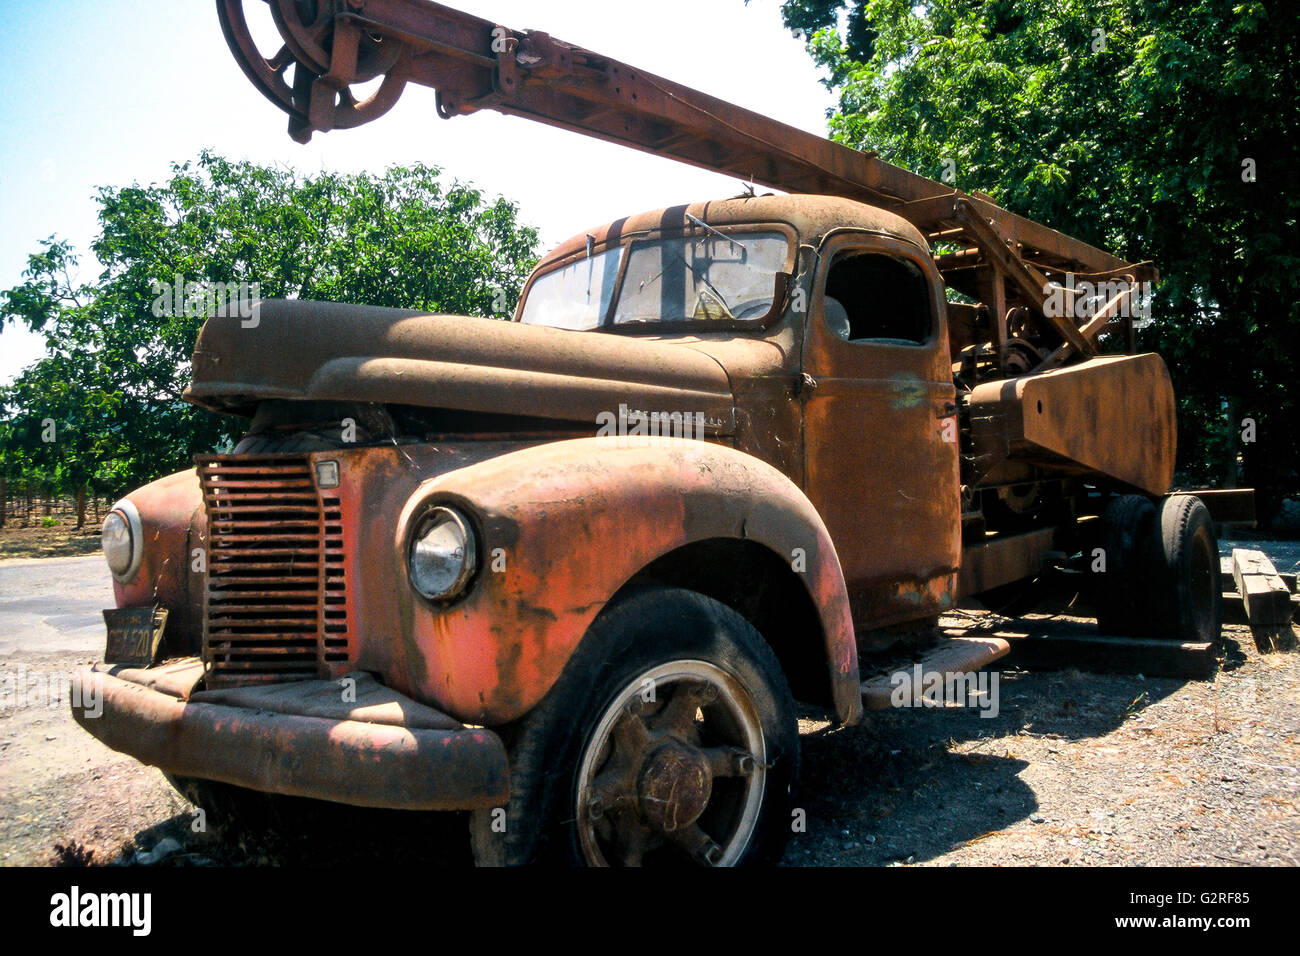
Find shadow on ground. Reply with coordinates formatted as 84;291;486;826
790;653;1195;865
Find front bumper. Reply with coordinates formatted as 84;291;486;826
71;660;509;811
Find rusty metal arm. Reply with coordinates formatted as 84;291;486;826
946;198;1100;359
1035;280;1135;372
219;0;1132;279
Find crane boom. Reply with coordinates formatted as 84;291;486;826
218;0;1153;365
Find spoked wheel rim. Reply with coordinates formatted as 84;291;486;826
574;660;767;867
217;0;411;142
267;0;404;82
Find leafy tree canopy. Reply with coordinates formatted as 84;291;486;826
765;0;1299;518
0;152;540;508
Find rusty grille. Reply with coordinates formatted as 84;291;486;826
197;455;350;688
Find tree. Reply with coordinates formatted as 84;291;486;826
764;0;1300;521
0;153;540;502
0;341;138;528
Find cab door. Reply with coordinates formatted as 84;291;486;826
800;232;961;637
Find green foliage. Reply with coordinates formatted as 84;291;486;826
771;0;1300;519
0;153;539;501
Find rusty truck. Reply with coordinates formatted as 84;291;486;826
72;0;1246;866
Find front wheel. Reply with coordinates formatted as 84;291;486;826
470;586;799;867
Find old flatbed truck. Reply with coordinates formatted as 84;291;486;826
72;0;1251;866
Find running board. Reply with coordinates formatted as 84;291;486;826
860;636;1011;711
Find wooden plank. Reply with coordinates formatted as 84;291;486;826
1242;574;1292;623
860;636;1010;711
1231;549;1293;626
1228;548;1295;652
1004;632;1218;680
1232;548;1274;578
1222;588;1297;631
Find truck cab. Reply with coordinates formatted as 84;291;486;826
517;195;961;635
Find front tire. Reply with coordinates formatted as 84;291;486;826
164;774;281;843
470;586;799;867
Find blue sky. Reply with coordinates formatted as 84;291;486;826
0;0;837;381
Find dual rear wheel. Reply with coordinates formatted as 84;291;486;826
1095;493;1222;643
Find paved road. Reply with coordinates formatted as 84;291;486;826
0;556;113;656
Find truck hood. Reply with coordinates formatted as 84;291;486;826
185;299;736;433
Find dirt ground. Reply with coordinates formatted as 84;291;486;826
2;607;1295;867
0;521;102;561
792;615;1299;867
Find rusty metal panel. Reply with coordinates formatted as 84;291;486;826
186;299;734;430
190;671;463;729
332;439;863;728
799;231;962;631
968;354;1177;495
100;658;205;701
112;469;205;654
957;527;1056;598
71;665;508;811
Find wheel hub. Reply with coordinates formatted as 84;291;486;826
575;666;767;866
637;740;713;833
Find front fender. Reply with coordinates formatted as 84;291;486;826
111;469;205;656
387;438;859;726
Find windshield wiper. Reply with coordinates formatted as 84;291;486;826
685;214;743;253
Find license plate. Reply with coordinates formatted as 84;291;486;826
103;607;168;668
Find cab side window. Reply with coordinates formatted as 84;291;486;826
824;252;933;345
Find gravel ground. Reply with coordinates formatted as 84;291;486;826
789;615;1298;867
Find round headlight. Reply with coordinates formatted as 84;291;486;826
101;501;142;581
408;507;477;601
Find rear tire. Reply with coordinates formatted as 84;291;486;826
1154;495;1222;643
1095;495;1160;636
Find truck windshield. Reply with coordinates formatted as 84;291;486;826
520;231;788;331
518;246;624;331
